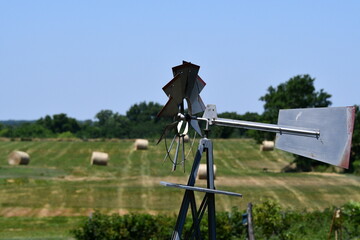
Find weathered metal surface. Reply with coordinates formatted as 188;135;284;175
275;106;355;168
157;61;206;118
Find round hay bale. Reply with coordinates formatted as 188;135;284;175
8;151;30;165
260;141;274;151
197;163;217;180
90;151;109;166
134;139;149;150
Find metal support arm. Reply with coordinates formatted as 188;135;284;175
212;118;320;138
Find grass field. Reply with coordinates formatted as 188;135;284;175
1;138;360;239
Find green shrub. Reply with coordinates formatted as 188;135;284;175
342;200;360;237
71;212;175;240
71;209;246;240
252;199;291;239
71;201;360;240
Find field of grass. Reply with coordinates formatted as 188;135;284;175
0;138;360;239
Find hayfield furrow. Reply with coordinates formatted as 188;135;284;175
214;141;242;174
115;143;135;212
140;149;151;211
45;142;74;166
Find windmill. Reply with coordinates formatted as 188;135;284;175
157;61;355;240
157;61;205;171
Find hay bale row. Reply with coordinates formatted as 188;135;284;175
197;163;217;180
260;141;274;151
7;150;110;166
8;151;30;165
7;139;148;167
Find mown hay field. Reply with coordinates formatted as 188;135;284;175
0;139;360;239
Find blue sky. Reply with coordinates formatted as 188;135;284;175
1;1;359;120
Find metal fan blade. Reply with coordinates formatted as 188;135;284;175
157;96;180;118
157;62;206;118
188;76;206;115
157;121;178;145
190;119;202;136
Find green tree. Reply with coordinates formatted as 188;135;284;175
52;113;80;133
76;120;101;139
260;74;332;124
126;101;168;138
95;110;114;127
37;114;80;134
259;74;332;171
95;110;129;138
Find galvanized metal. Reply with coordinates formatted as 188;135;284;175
212;118;320;138
275;106;355;168
202;104;320;138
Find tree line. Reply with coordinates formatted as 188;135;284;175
0;102;170;140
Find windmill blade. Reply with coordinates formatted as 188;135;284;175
157;96;180;118
190;119;202;136
186;76;206;115
172;61;200;82
189;95;206;115
275;106;355;168
158;62;206;118
162;74;186;102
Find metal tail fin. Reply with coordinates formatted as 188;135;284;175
275;106;355;168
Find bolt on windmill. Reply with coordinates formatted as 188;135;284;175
157;61;355;240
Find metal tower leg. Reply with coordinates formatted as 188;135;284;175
171;139;205;240
205;140;216;240
171;138;217;240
